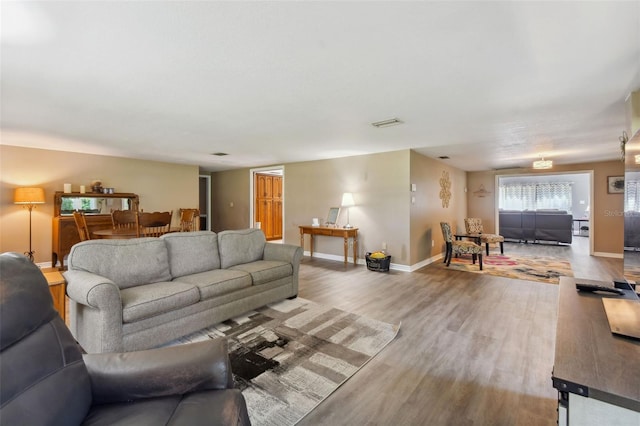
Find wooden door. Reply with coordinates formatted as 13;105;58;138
254;173;282;240
273;200;283;239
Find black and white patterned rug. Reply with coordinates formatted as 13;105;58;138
165;298;400;425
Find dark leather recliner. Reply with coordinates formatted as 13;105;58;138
0;252;251;426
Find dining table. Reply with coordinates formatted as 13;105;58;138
92;228;140;239
92;227;181;239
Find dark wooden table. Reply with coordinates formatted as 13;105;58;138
552;277;639;424
454;233;482;245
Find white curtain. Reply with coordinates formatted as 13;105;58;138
626;180;640;211
499;182;572;211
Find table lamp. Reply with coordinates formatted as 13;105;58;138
14;187;45;261
341;192;355;229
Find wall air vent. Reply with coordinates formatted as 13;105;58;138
371;118;403;128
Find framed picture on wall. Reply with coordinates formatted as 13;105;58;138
607;176;624;194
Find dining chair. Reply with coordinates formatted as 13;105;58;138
178;208;200;232
111;209;140;237
138;211;173;237
72;211;91;241
464;217;505;256
440;221;483;270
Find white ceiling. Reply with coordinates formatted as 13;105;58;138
2;1;639;172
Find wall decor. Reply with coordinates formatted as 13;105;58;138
619;131;628;163
439;171;452;208
473;184;491;198
607;175;624;194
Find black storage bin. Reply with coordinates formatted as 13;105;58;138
365;253;391;272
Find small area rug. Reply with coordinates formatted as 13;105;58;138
164;298;400;425
443;253;573;284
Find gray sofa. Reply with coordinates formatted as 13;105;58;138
64;229;302;353
499;210;573;244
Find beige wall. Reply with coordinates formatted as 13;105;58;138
211;149;468;268
467;160;625;256
284;150;411;264
1;145;199;264
210;168;250;232
410;151;467;266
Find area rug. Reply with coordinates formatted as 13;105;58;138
164;298;400;425
443;253;573;284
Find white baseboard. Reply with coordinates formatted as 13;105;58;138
593;252;624;259
409;253;444;272
302;251;410;272
302;250;442;273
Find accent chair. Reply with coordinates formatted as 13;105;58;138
464;217;505;256
440;222;483;270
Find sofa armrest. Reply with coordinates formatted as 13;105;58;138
64;270;121;309
83;339;234;404
64;270;125;352
264;243;302;297
263;242;302;265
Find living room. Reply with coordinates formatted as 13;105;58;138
1;2;639;425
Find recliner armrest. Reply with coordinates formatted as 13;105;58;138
83;339;234;404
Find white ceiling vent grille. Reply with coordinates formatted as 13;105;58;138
371;118;403;128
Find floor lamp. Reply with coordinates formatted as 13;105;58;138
341;192;355;229
14;187;45;262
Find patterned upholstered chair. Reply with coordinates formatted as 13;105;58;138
440;222;483;270
464;217;505;256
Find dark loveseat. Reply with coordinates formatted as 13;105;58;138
625;211;640;249
499;210;573;244
0;252;251;425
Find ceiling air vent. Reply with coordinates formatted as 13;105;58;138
371;118;403;128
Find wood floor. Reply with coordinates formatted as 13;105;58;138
296;236;622;426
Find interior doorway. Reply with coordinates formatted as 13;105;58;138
198;175;211;231
495;171;593;254
250;167;284;241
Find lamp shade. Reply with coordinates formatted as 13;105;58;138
14;187;45;204
341;192;355;207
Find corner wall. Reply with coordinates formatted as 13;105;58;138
211;149;468;269
409;151;467;267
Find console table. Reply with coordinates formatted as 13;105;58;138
552;277;639;425
299;226;358;265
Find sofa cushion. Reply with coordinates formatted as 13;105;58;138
218;229;266;269
161;231;221;277
68;239;171;289
175;269;252;299
120;281;200;323
229;260;293;286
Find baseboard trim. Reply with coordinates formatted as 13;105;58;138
409;253;444;272
593;251;624;259
302;251;411;272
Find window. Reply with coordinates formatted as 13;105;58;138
499;182;573;211
626;179;640;212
